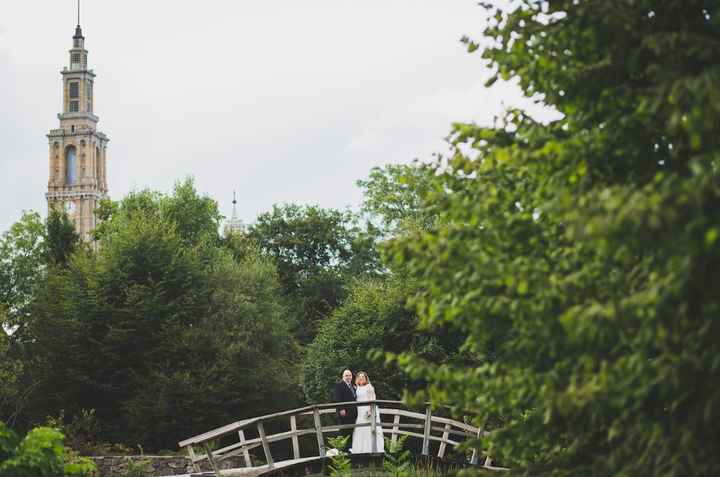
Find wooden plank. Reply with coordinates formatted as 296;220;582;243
238;430;252;467
385;408;427;421
391;414;401;445
422;407;432;456
290;415;300;460
179;417;255;447
244;429;311;447
316;422;457;444
299;408;337;417
312;407;325;456
381;408;480;434
431;426;470;438
257;421;274;469
213;429;314;457
386;423;423;430
428;415;479;433
387;409;478;433
437;423;451;458
395;430;425;440
179;403;324;448
215;444;261;463
212;439;259;458
364;428;459;446
203;443;221;477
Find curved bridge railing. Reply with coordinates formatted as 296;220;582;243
178;400;504;476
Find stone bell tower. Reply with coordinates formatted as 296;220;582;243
46;11;109;240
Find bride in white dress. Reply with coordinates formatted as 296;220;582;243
351;372;384;453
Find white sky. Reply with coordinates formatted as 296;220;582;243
0;0;554;232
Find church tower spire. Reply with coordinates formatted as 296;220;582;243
46;1;109;240
224;191;246;235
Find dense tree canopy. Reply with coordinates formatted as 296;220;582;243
44;209;79;267
0;330;23;428
0;212;46;330
11;180;299;449
302;164;463;404
249;204;380;343
357;163;438;236
302;277;461;403
386;1;720;476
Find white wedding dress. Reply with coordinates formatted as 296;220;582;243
351;384;384;453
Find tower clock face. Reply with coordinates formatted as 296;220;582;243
65;201;76;214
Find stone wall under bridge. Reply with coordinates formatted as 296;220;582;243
88;456;189;477
88;455;247;477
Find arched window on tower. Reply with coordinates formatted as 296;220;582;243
65;145;77;185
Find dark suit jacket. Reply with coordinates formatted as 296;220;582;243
334;380;358;423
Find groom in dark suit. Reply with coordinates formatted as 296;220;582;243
334;369;358;443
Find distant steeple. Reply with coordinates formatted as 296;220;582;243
225;190;246;235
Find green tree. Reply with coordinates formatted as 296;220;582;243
357;163;438;236
160;177;223;245
387;1;720;476
23;182;299;449
45;209;79;266
0;326;24;427
0;212;45;330
0;421;94;477
249;204;380;343
92;178;221;246
303;277;460;403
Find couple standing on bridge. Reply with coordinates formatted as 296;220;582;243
334;369;385;454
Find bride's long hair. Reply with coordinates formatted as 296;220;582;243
356;371;371;387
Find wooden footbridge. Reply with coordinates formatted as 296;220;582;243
178;400;506;476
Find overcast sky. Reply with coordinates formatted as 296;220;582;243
0;0;554;232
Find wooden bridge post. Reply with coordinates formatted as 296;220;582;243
290;415;301;460
370;403;378;453
469;428;481;465
421;407;432;456
390;413;400;446
312;407;325;456
238;429;252;468
437;423;452;459
257;421;274;469
203;443;221;476
186;445;201;473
